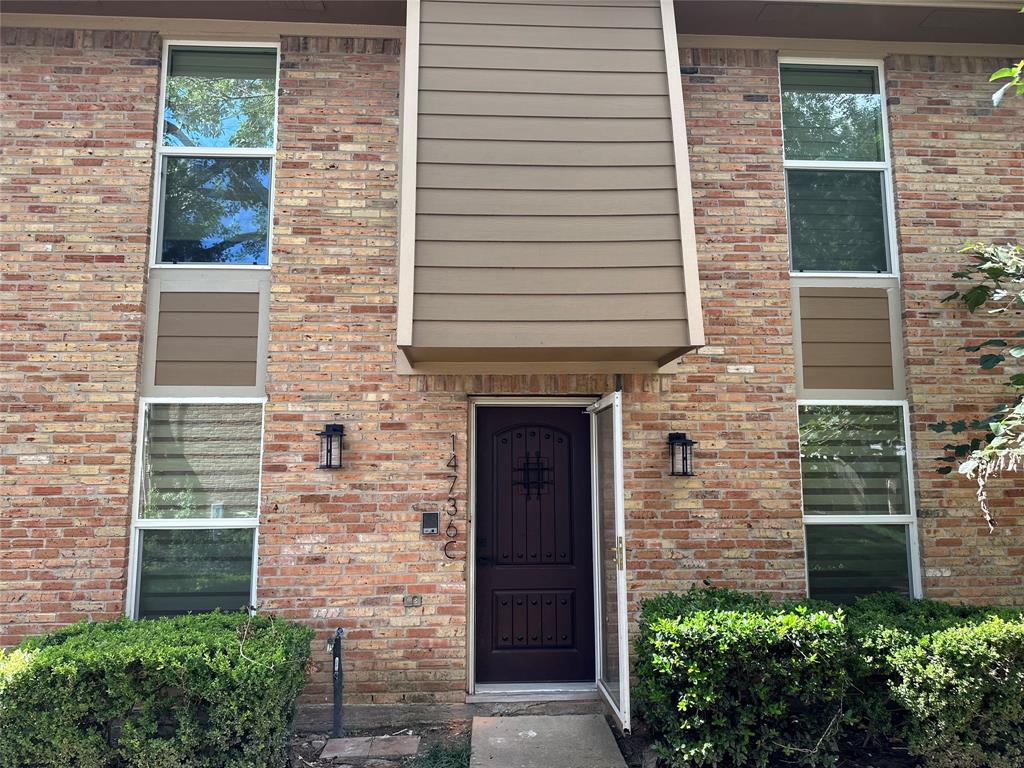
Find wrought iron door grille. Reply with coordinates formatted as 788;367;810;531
513;454;552;499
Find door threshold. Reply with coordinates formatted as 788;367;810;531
467;683;599;703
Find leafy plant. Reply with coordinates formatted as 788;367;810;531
887;616;1024;768
635;588;1024;768
0;612;313;768
932;243;1024;528
635;588;849;768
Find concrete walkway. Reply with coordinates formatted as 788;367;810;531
470;714;627;768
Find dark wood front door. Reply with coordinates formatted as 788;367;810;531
475;406;595;684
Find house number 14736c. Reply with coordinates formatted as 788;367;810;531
444;433;459;560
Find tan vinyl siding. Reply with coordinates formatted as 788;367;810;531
154;292;259;386
408;0;694;366
799;286;894;390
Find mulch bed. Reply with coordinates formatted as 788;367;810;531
613;720;922;768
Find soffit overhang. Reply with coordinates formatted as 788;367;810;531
5;1;1022;44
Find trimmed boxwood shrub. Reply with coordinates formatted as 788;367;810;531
845;592;1024;746
846;593;1024;768
636;588;1024;768
0;612;313;768
635;589;850;768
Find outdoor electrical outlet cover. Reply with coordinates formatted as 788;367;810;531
421;511;439;535
403;595;423;608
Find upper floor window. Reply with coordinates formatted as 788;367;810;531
154;44;278;267
781;63;894;274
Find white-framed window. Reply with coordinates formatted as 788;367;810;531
780;58;898;276
126;398;265;618
150;41;279;268
798;400;922;603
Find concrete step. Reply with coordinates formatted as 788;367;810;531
470;714;627;768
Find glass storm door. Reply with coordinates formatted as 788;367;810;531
588;392;631;732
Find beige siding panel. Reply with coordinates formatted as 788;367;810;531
157;311;259;337
418;115;672;142
416;292;687;321
155;362;258;387
412;319;687;348
419;68;668;95
416;240;683;268
419;45;666;72
415;266;685;295
159;292;259;313
418;91;670;118
420;2;661;28
406;0;693;366
801;342;893;367
418;138;673;166
154;291;260;387
416;163;677;190
417;214;679;242
804;366;894;390
419;23;664;49
800;286;889;298
408;345;681;364
417;189;678;216
800;318;891;343
799;295;890;320
798;286;894;391
156;336;258;362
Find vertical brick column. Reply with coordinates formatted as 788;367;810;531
0;28;159;644
264;36;473;706
625;48;805;599
888;54;1024;602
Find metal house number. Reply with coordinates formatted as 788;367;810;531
444;434;459;559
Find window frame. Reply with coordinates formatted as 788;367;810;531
779;57;899;278
140;268;271;398
797;398;922;599
791;275;906;400
125;396;266;619
148;39;280;271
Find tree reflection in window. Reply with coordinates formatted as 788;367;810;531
161;157;270;264
799;405;910;515
781;65;883;162
163;49;275;149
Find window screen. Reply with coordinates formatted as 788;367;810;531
806;524;911;603
787;170;889;272
137;528;255;618
799;404;910;516
141;402;262;520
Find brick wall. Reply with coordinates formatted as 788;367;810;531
888;54;1024;602
0;28;159;644
263;41;807;707
2;28;1021;711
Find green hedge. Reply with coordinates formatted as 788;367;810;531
635;589;849;768
0;612;314;768
635;588;1024;768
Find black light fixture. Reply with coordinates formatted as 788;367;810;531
317;424;344;470
668;432;697;476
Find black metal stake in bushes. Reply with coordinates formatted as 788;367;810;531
332;627;344;739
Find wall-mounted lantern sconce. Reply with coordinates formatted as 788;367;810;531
668;432;697;476
318;424;344;470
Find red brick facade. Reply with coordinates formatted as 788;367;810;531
1;28;159;641
1;29;1021;710
888;54;1024;601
